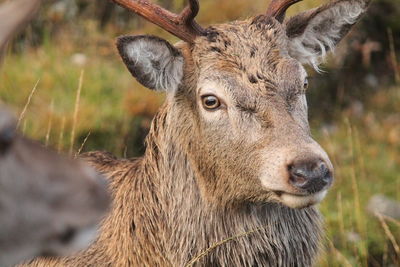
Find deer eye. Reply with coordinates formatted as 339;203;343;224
303;78;309;90
201;95;221;110
59;227;76;244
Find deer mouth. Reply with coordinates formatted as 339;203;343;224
273;190;328;209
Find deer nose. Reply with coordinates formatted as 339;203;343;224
288;159;333;194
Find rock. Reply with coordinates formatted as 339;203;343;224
346;231;362;243
367;194;400;219
71;53;87;66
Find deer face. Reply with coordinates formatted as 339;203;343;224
116;0;369;208
184;19;334;208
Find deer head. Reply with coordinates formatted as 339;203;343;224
0;107;110;266
114;0;369;208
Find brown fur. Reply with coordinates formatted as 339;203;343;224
26;20;324;267
25;108;322;267
24;1;369;266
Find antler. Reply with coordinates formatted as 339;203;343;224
266;0;303;22
0;0;41;63
112;0;205;43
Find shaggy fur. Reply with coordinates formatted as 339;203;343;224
23;1;369;266
286;0;369;69
117;35;184;92
24;108;322;267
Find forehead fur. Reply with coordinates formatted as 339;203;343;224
193;17;291;85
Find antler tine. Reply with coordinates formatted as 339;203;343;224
180;0;200;23
112;0;205;43
266;0;303;23
180;0;204;35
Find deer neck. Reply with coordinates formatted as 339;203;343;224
139;104;323;266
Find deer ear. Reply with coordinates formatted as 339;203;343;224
285;0;369;69
116;35;184;92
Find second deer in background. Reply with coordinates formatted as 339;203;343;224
0;1;110;266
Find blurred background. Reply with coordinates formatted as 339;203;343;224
0;0;399;266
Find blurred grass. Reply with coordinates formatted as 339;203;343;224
314;90;400;265
0;21;164;155
0;0;399;266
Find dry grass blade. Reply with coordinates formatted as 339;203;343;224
383;242;389;267
345;118;368;258
336;191;346;250
17;78;40;129
76;131;91;158
70;70;84;155
327;239;353;267
45;100;54;147
379;214;400;228
376;212;400;259
185;227;265;267
58;116;66;153
345;118;368;265
388;28;400;84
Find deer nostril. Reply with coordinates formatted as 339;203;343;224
288;159;333;193
292;168;307;178
316;161;328;174
288;165;308;187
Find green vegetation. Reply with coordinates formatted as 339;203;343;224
316;89;400;266
0;0;399;266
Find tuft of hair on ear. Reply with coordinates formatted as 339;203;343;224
285;0;369;71
116;35;184;93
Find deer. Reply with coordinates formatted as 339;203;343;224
0;108;110;267
24;0;370;266
0;1;110;266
